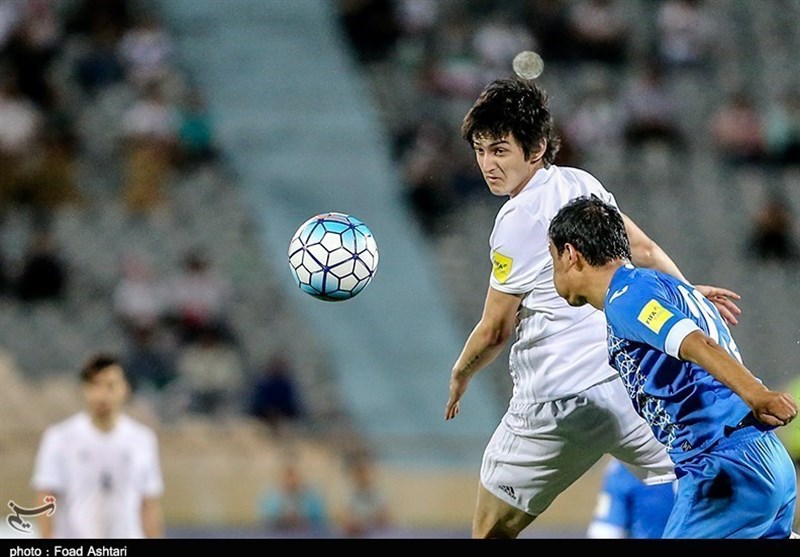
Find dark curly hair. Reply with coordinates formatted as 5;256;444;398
548;195;632;266
461;78;561;166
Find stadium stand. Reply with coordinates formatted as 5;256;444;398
1;0;797;538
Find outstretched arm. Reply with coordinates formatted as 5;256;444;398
622;213;742;325
445;286;522;420
678;330;798;426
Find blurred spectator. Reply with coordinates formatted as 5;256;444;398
249;355;305;434
175;324;244;416
710;91;766;166
0;242;9;297
258;461;329;536
338;0;401;64
400;120;456;235
567;0;630;66
14;228;67;302
656;0;716;69
63;0;132;40
120;81;178;214
564;78;623;158
2;1;63;110
472;10;535;79
18;123;82;213
522;0;573;63
417;13;482;100
0;76;45;210
394;0;439;38
121;324;177;394
176;88;218;168
166;248;235;344
622;63;685;150
74;23;126;97
340;456;391;538
745;194;799;264
118;11;174;87
765;90;800;167
113;251;167;334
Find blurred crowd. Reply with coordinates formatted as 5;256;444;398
0;0;309;430
337;0;799;263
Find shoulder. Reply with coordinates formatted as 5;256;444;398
45;413;86;436
554;165;605;188
118;415;159;444
606;269;661;318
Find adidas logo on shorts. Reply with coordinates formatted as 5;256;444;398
498;485;516;499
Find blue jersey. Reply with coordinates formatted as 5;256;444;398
604;265;760;463
589;460;675;539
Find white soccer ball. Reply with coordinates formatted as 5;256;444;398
288;212;379;301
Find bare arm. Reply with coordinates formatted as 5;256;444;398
622;213;686;280
445;286;522;420
678;330;798;426
36;491;56;538
622;212;742;325
141;497;165;538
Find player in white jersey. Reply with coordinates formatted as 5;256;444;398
444;78;742;538
31;353;165;538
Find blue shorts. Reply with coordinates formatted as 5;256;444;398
663;427;797;539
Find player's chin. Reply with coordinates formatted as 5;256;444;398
485;180;505;195
567;295;588;307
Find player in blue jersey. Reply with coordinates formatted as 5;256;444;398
587;458;675;539
547;195;798;539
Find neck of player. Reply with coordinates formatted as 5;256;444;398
587;260;627;311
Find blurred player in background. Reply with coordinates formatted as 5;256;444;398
775;374;800;532
548;195;797;538
586;458;675;539
444;77;742;539
31;353;165;538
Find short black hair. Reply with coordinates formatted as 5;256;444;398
80;352;123;383
548;195;631;266
461;77;561;165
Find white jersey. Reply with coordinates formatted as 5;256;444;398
489;164;619;404
31;412;164;538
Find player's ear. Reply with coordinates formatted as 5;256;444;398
529;139;547;163
567;244;590;271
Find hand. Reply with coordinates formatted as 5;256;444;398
445;374;470;420
750;390;798;427
695;285;742;326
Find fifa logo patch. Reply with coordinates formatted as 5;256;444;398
637;299;673;334
491;251;513;284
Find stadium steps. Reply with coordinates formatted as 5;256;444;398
158;0;501;467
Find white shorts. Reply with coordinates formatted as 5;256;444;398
480;375;675;516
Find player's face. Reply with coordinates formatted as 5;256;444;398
472;134;539;198
83;365;130;419
548;240;588;307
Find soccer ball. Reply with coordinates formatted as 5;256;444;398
288;212;379;301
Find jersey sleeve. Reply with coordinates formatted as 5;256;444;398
488;207;549;294
30;427;65;492
606;279;700;359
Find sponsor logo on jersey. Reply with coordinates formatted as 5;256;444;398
491;251;513;284
608;285;629;304
637;299;673;334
